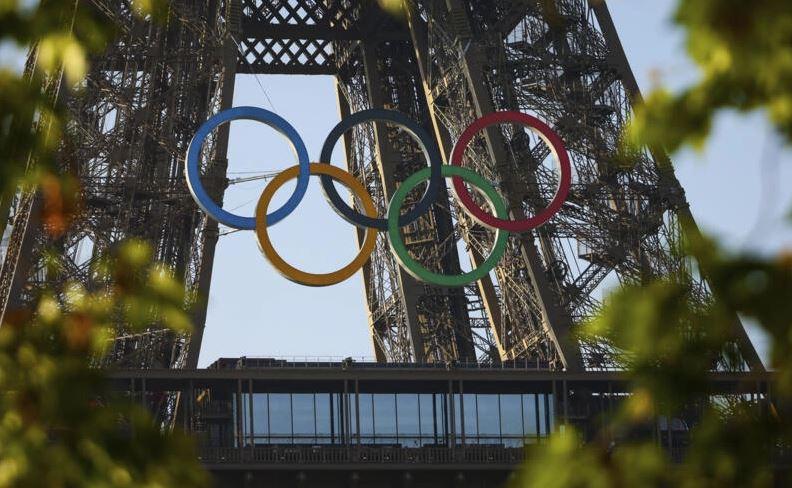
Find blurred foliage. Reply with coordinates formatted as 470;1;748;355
0;241;206;487
0;0;208;487
376;0;407;19
0;0;113;197
629;0;792;151
516;1;792;487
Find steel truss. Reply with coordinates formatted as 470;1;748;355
0;0;763;374
402;0;761;371
0;0;239;374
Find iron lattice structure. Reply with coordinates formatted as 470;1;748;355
0;0;240;372
0;0;763;376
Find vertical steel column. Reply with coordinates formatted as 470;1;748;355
359;41;427;362
0;197;41;321
236;378;243;448
416;0;581;370
448;379;456;446
248;378;254;447
334;86;388;362
186;0;241;369
403;4;507;360
188;379;194;434
355;378;361;446
334;12;476;363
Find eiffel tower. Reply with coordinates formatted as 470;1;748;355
0;0;762;372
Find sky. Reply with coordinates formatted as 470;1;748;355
1;1;789;367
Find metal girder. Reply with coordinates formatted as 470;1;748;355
237;0;417;75
237;0;359;74
333;20;479;363
399;0;762;372
402;0;581;371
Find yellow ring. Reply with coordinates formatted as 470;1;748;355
255;163;378;287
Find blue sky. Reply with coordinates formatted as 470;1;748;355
197;0;791;366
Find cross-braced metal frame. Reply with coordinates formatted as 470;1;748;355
0;0;239;376
0;0;763;384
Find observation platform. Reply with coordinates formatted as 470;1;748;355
107;358;771;488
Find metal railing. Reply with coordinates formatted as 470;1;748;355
198;445;526;466
197;400;233;417
208;356;554;371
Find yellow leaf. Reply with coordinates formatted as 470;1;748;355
36;296;60;324
37;34;88;84
61;38;87;84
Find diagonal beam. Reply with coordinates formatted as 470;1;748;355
590;0;764;372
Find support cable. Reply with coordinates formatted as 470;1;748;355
229;33;278;111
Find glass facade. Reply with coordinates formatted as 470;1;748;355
460;393;552;447
350;393;446;446
235;392;553;447
240;393;343;445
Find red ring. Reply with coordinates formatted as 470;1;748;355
450;111;571;233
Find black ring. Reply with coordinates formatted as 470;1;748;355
319;108;444;231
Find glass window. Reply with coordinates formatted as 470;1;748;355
477;395;500;441
435;394;448;445
315;393;332;440
241;393;249;442
222;388;557;447
335;394;344;442
253;393;269;438
500;394;523;446
292;394;315;443
357;393;374;442
419;394;436;445
523;393;544;442
462;394;477;443
347;393;355;440
397;394;420;447
373;394;396;444
269;393;292;441
523;394;539;437
538;393;547;436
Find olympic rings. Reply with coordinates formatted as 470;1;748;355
255;163;378;287
387;165;510;287
450;111;571;233
185;106;310;230
185;107;570;288
319;109;443;231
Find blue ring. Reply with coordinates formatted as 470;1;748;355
318;109;444;231
184;106;310;230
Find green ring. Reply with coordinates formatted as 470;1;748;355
387;165;510;287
